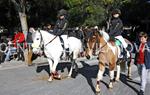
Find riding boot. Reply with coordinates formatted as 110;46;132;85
65;48;69;60
126;44;131;51
122;48;127;61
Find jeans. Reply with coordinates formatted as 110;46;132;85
137;64;150;91
5;47;17;61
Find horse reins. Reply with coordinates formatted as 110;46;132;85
38;29;58;47
95;30;107;54
38;29;43;48
45;35;58;46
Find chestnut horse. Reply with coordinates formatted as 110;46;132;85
84;28;132;93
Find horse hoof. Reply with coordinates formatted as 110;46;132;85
52;72;61;80
48;76;53;82
96;85;101;93
71;70;78;78
115;78;120;82
127;76;132;80
108;83;113;89
54;75;61;80
67;76;71;78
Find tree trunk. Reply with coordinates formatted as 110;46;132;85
19;12;29;65
19;12;28;40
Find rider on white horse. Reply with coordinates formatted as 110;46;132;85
108;9;130;59
53;9;69;59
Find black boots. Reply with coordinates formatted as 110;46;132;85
65;48;70;60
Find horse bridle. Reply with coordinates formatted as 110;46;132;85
95;30;107;53
37;29;44;49
45;35;58;46
37;29;58;48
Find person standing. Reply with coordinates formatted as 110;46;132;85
13;30;25;61
25;27;34;66
134;32;150;95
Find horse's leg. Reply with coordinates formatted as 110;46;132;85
96;62;105;93
109;61;116;89
68;63;73;78
51;58;61;79
115;59;121;82
115;46;122;82
127;57;132;79
47;59;53;82
68;59;78;78
68;52;78;78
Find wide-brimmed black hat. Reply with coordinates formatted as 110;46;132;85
57;9;67;17
111;9;121;15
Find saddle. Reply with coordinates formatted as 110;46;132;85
59;36;65;49
59;36;69;60
109;38;122;46
108;38;127;59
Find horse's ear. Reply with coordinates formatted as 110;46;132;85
99;27;106;34
102;27;105;31
99;29;103;35
29;27;36;33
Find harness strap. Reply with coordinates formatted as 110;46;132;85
45;36;58;46
38;29;43;48
96;42;107;54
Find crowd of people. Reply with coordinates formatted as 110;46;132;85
0;29;26;64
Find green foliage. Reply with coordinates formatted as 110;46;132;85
0;0;150;29
64;0;133;26
64;0;83;7
64;0;107;26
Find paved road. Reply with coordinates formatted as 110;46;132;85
0;56;150;95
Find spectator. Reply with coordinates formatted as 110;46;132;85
0;37;8;65
4;37;17;61
13;30;25;61
134;32;150;95
26;27;34;66
46;24;53;33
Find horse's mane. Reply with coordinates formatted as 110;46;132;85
99;29;110;42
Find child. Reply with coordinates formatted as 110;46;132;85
108;9;130;59
134;32;150;95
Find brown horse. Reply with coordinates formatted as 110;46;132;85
82;28;98;59
84;28;133;93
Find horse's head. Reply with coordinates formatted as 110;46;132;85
31;28;43;55
83;28;97;59
84;28;110;59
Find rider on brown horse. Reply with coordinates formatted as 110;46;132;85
108;9;131;60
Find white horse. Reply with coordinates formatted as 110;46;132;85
31;28;82;81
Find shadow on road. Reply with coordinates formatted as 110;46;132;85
120;73;140;95
36;62;72;76
79;61;98;93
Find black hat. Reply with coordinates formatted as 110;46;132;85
57;9;67;17
112;9;121;15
